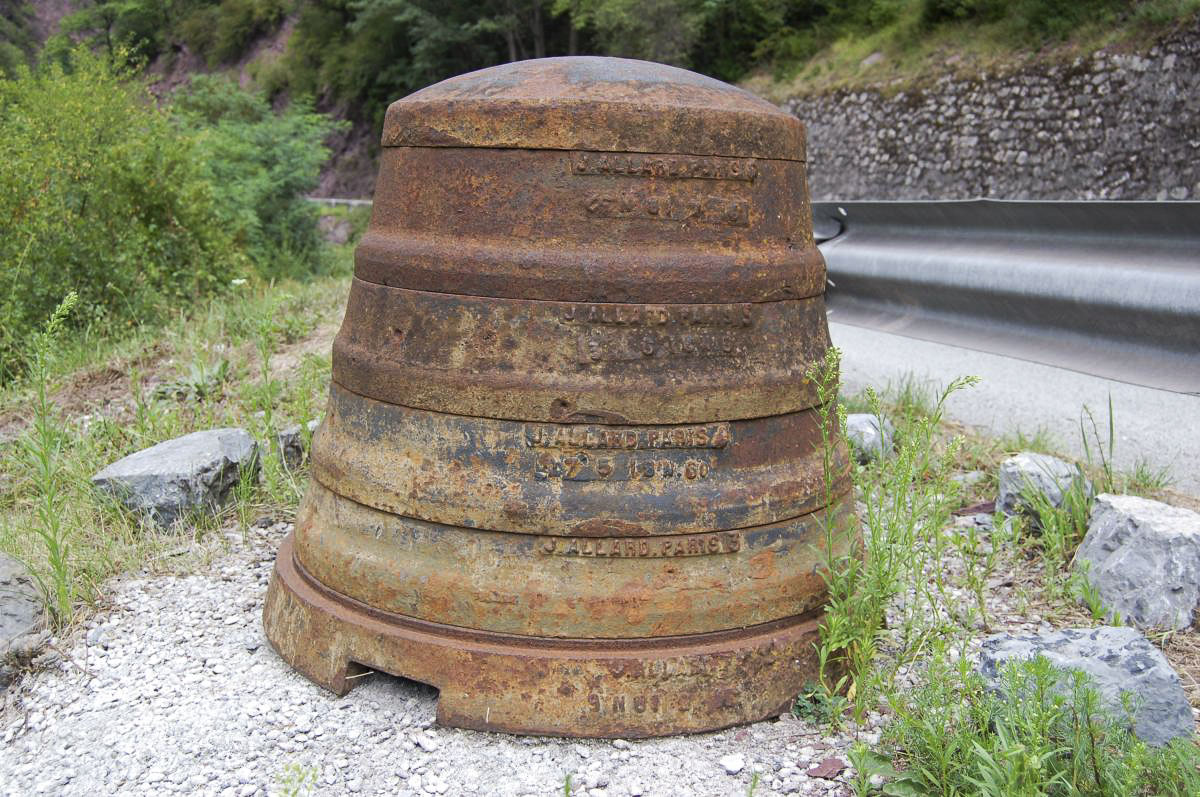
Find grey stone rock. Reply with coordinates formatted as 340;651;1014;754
1;554;46;688
92;429;259;527
951;470;987;488
276;419;321;470
844;414;894;464
1074;494;1200;630
997;452;1092;516
978;626;1193;746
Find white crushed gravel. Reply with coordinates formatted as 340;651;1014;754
0;523;868;797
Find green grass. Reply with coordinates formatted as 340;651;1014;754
815;353;983;723
0;240;354;627
857;652;1200;796
275;761;319;797
813;361;1198;793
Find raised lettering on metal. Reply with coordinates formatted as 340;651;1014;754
559;303;756;327
570;151;759;182
524;422;730;450
538;531;741;558
583;191;751;227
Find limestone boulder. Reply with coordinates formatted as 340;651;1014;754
92;428;258;527
979;626;1194;747
997;452;1092;515
1074;494;1200;630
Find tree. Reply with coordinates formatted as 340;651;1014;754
58;0;169;62
556;0;705;65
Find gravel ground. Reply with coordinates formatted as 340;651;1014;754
0;523;868;797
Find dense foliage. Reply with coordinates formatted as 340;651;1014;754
0;2;38;76
21;0;1191;129
49;0;290;67
0;51;240;380
172;75;347;279
0;50;341;380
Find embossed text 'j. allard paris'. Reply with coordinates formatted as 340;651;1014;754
571;151;757;228
538;530;743;558
569;152;760;181
523;423;731;450
562;302;758;363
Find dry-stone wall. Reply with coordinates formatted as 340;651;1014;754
788;20;1200;200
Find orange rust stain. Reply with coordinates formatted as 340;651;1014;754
748;549;777;580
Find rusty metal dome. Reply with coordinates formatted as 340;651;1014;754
263;56;853;738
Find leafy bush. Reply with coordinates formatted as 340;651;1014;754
0;50;241;380
0;2;37;76
57;0;170;63
57;1;287;67
921;0;1127;41
208;0;289;64
172;75;348;279
866;653;1200;796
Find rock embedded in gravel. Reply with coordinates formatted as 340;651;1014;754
844;413;894;464
91;428;259;527
719;753;745;775
997;452;1092;516
978;626;1194;747
1074;494;1200;630
275;419;320;470
0;554;46;689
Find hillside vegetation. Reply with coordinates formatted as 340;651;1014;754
5;2;1198;196
0;48;343;380
7;2;1200;121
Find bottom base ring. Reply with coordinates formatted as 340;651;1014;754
262;531;827;738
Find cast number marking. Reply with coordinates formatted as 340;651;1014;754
534;452;711;482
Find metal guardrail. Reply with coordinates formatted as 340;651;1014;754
814;200;1200;395
309;197;374;207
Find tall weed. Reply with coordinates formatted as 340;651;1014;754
16;292;80;624
867;652;1200;796
1079;397;1172;496
809;346;980;721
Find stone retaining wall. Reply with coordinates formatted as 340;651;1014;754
788;20;1200;200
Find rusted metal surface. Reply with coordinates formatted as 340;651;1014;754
312;384;849;535
266;533;827;738
333;280;831;423
294;480;854;637
382;57;806;160
357;147;821;305
263;55;853;737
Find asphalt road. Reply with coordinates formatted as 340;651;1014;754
831;322;1200;496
